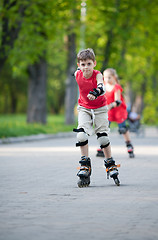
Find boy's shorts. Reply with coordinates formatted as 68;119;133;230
77;105;109;136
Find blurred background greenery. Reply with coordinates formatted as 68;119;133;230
0;0;158;137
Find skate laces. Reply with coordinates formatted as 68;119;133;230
104;157;115;168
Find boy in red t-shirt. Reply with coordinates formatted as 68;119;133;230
96;68;134;158
73;49;120;187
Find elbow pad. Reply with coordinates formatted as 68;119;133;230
97;83;105;95
98;86;104;95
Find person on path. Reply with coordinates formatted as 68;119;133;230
96;68;134;158
73;49;120;187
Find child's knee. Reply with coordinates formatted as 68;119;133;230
73;127;88;147
77;131;88;143
97;132;110;148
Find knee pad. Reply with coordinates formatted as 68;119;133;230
97;132;110;149
77;131;88;143
118;126;128;134
73;128;88;147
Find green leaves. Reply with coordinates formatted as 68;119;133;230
0;0;158;123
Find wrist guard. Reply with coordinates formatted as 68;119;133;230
110;100;122;109
89;83;104;98
89;88;100;99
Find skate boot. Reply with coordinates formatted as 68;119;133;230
77;156;91;188
96;148;104;157
104;157;120;186
126;141;134;158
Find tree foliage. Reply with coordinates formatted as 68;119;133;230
0;0;158;124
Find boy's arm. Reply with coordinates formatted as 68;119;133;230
96;73;105;95
87;73;105;100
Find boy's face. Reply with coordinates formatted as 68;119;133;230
78;59;96;78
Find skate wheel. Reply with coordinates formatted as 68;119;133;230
77;181;90;188
77;177;90;188
96;150;104;157
114;178;120;186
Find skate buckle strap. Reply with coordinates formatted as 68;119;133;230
106;164;121;179
77;166;91;171
106;164;121;172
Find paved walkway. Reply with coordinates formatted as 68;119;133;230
0;127;158;240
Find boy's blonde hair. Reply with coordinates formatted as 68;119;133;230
103;68;119;83
77;48;95;63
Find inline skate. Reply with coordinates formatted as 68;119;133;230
104;157;120;186
96;148;104;157
126;141;134;158
77;156;91;188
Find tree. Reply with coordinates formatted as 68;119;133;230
27;57;47;123
85;0;158;123
1;0;158;124
64;3;80;124
0;0;25;72
0;0;65;123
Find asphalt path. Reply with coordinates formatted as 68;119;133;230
0;128;158;240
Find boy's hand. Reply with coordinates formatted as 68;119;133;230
88;88;100;100
87;93;96;101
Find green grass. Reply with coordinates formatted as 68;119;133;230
0;114;77;138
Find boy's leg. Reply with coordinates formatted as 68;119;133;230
95;109;110;157
74;106;93;187
80;144;88;157
94;107;120;186
94;106;110;155
74;106;93;155
102;144;111;158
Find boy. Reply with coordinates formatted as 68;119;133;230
73;48;120;187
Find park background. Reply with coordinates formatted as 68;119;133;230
0;0;158;138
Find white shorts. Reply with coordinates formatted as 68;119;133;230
77;105;110;136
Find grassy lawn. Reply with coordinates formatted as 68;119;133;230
0;114;77;138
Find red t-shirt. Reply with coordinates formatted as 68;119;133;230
105;84;127;123
76;70;106;109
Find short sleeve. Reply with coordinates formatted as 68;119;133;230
114;84;123;93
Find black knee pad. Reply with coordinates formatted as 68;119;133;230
118;126;128;134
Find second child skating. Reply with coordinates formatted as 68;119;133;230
96;68;135;159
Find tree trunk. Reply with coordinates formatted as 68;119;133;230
65;33;77;125
27;58;47;124
0;0;25;73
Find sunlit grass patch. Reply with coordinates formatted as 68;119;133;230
0;114;77;138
